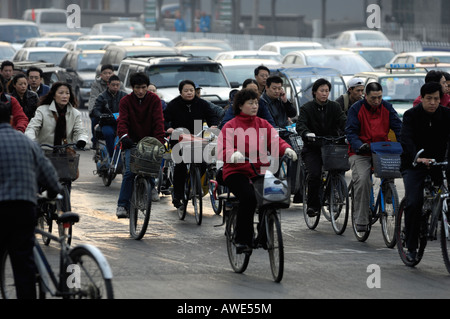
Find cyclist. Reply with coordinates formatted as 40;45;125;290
0;81;28;133
92;75;127;158
335;77;365;114
346;82;402;232
296;78;347;217
219;88;297;252
163;79;219;209
400;82;450;262
116;72;165;217
8;73;39;121
0;101;61;299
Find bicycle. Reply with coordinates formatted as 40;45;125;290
0;195;114;299
348;141;401;247
157;134;175;198
396;149;450;271
128;137;164;240
39;143;80;246
302;136;350;235
223;155;291;283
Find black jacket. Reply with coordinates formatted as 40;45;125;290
92;89;127;119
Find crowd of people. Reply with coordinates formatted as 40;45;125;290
2;56;450;298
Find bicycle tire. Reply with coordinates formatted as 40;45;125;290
0;250;15;299
68;246;114;299
129;176;152;240
37;206;53;246
265;209;284;283
226;209;250;274
302;170;320;230
395;198;426;267
192;166;203;225
179;170;190;220
57;185;73;246
330;174;349;235
380;182;399;248
440;208;450;274
349;181;371;242
208;167;223;215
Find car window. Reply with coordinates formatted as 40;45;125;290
0;25;40;43
77;53;104;71
306;54;372;74
379;76;425;101
290;75;345;106
28;51;66;64
40;12;67;24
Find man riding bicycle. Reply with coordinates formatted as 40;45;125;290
346;82;402;232
400;82;450;262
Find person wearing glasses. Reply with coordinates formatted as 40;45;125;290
345;82;402;232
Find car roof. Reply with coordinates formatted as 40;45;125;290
286;49;358;56
262;41;322;46
340;47;394;52
218;50;281;55
27;37;71;42
122;55;220;65
273;65;343;76
394;51;450;57
71;49;105;54
18;47;68;52
0;18;37;26
219;58;281;66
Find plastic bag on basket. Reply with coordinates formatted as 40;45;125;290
253;170;290;208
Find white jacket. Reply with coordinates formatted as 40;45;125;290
25;101;88;147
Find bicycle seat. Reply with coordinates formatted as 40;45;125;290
57;212;80;225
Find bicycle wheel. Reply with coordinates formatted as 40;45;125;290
381;182;399;248
226;209;250;274
265;209;284;283
208;167;223;215
0;250;15;299
57;185;73;245
349;181;371;242
37;206;53;246
68;246;114;299
179;170;190;220
191;166;203;225
330;174;349;235
302;170;320;230
440;208;450;274
395;198;426;267
129;176;152;240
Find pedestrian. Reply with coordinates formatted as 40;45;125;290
116;72;165;218
199;12;211;32
0;60;14;91
413;70;450;107
0;101;61;299
296;78;347;217
346;82;402;232
0;81;28;133
174;11;187;32
400;82;450;262
254;65;270;96
335;77;365;114
27;66;50;97
8;73;39;121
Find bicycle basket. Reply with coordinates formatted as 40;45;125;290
179;134;209;164
321;144;350;171
45;151;80;181
371;141;403;179
253;170;290;209
129;137;164;177
288;134;303;154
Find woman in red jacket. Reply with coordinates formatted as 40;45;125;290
219;88;297;252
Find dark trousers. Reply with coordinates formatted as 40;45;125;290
0;201;37;299
302;147;323;210
173;162;206;200
224;174;257;246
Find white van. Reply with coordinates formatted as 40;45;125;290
23;8;69;33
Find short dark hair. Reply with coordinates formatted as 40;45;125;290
0;60;13;70
254;65;270;77
421;82;443;98
443;72;450;81
233;88;259;115
26;66;43;77
425;70;443;83
178;79;195;93
0;102;11;123
266;75;283;87
242;78;257;88
365;82;383;95
108;75;120;84
312;78;331;98
101;64;114;73
130;72;150;87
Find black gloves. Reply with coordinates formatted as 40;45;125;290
76;140;86;149
357;143;371;154
121;137;134;150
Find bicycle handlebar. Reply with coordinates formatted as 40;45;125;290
41;143;76;150
413;149;448;168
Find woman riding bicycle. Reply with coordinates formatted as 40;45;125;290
219;88;297;252
296;78;347;218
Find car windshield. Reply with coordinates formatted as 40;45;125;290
357;50;396;68
232;54;282;62
306;54;373;75
76;43;107;50
28;51;66;64
280;46;319;56
355;33;386;41
41;12;67;23
222;65;260;86
36;40;68;48
77;53;104;71
0;46;15;60
379;76;425;101
0;25;40;43
289;75;346;106
147;64;229;88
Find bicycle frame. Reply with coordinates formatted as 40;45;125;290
369;175;389;222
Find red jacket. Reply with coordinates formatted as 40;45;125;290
413;94;450;108
117;92;165;144
219;112;290;181
1;94;28;133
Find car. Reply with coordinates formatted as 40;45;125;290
103;40;165;48
22;8;69;32
175;46;225;59
77;35;124;42
269;65;347;116
340;47;396;69
97;45;180;73
412;57;450;73
43;32;83;41
63;40;111;51
354;64;427;119
215;50;283;62
281;49;374;82
219;58;281;88
123;37;175;47
112;21;147;37
175;39;233;51
90;23;137;38
259;41;324;56
22;37;71;48
12;47;68;65
389;51;450;64
333;30;392;48
117;56;233;106
0;19;41;50
57;50;106;108
0;42;16;61
12;61;65;86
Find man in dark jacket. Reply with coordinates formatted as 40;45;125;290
400;82;450;262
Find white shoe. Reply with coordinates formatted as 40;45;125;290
116;206;128;218
151;188;160;202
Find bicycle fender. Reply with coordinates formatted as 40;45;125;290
71;244;113;279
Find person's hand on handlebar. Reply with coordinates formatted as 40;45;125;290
230;151;245;163
306;133;316;142
284;148;298;161
417;157;435;167
357;143;371;154
121;137;134;150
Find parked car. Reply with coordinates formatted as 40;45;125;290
259;41;324;56
12;47;68;65
175;39;233;51
333;30;392;48
175;46;225;59
117;56;234;106
219;58;281;88
22;37;71;48
215;50;283;62
90;23;136;38
63;40;111;51
0;41;16;61
57;50;106;108
340;47;395;69
22;8;69;33
282;49;374;82
0;19;41;50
